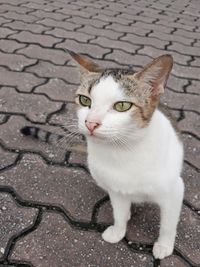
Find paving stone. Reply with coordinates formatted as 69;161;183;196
182;133;200;170
190;57;200;67
83;6;120;17
182;163;200;210
45;28;93;43
0;4;33;14
17;45;68;65
166;75;188;93
171;64;200;81
179;111;200;137
117;13;157;24
9;31;62;48
174;29;200;40
156;21;196;32
11;212;153;267
160;256;190;267
34;78;76;102
67;16;109;29
30;9;68;21
0;114;7;124
0;116;67;162
78;25;123;40
21;2;58;12
0;67;46;92
58;7;94;18
186;81;199;95
0;154;105;220
0;87;62;123
56;39;111;59
138;46;191;66
1;11;39;23
0;17;12;25
0;193;37;258
0;27;17;38
168;42;200;57
92;13;131;26
0;51;37;71
161;88;200;113
105;50;151;67
133;21;173;34
106;23;151;36
90;37;140;54
36;18;81;31
121;33;169;49
0;39;26;53
176;206;200;265
69;149;87;166
0;147;18;170
4;20;52;34
27;62;79;84
49;102;78;134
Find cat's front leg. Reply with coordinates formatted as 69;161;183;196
102;191;131;243
153;177;184;259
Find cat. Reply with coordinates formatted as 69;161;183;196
21;50;184;260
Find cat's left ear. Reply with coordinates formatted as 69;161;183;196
134;54;173;95
67;49;103;73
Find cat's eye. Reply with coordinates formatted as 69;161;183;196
114;101;132;112
79;95;91;108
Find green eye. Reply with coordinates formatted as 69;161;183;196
79;95;91;107
114;101;132;112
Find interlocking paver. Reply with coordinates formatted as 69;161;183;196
36;18;81;31
0;67;46;92
0;87;62;122
11;213;153;267
34;78;76;102
121;33;169;49
0;193;37;258
4;20;52;34
0;39;26;53
27;62;79;84
0;51;37;71
45;28;93;43
9;31;62;47
0;147;18;170
17;45;68;65
0;116;67;162
0;154;105;220
182;163;200;210
91;37;140;54
56;39;111;59
138;46;191;65
0;0;199;266
0;27;17;38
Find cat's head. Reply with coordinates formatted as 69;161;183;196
68;50;173;146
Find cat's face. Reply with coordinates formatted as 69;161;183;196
68;50;173;146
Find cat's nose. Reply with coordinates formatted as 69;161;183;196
85;120;100;134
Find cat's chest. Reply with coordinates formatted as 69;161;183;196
87;144;157;195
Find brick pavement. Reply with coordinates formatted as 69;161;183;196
0;0;199;266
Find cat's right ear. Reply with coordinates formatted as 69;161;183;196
67;49;103;73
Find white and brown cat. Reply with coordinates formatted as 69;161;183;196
70;50;184;260
22;51;184;260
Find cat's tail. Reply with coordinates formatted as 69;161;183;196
20;126;63;145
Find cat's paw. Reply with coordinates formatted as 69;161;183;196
153;242;174;259
102;226;125;243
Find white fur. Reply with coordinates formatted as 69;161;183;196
77;76;184;259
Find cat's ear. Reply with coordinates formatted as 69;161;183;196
67;49;103;73
134;54;173;95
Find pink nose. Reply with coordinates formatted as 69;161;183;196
85;120;100;134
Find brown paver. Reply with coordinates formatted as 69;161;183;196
0;0;199;266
